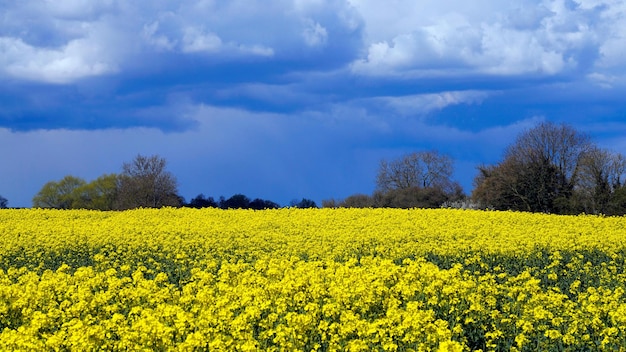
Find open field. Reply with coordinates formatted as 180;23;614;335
1;208;626;351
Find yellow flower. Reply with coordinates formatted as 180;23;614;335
437;340;464;352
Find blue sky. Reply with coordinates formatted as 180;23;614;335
1;0;626;207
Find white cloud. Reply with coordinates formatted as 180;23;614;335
349;0;620;78
0;1;361;84
142;21;177;52
142;21;273;57
3;0;623;85
0;1;128;83
0;36;117;84
598;36;626;69
377;90;491;116
347;0;501;43
293;0;327;12
182;27;222;53
587;72;616;88
479;23;569;75
506;5;554;30
302;19;328;47
236;44;275;57
592;2;626;73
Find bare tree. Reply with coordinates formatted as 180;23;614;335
321;198;340;208
374;150;464;208
0;195;7;208
376;150;454;193
115;154;180;209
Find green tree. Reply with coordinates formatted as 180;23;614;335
32;176;86;209
74;174;119;210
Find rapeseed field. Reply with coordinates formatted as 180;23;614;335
0;207;625;351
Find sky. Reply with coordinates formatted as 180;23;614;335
1;0;626;208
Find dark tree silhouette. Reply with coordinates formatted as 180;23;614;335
576;147;626;215
374;186;461;209
220;194;251;209
187;194;219;208
472;122;626;214
249;198;280;210
290;198;318;208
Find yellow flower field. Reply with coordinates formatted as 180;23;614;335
0;207;626;351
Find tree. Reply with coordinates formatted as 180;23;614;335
115;154;180;209
290;198;318;208
374;150;463;208
374;185;463;209
74;174;119;210
249;198;280;210
321;198;340;208
340;194;376;208
376;150;455;193
187;194;219;208
472;164;506;210
505;122;591;199
32;175;87;209
608;186;626;216
472;122;602;214
576;147;626;214
0;195;7;208
220;194;251;209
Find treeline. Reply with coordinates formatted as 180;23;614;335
327;122;626;216
471;122;626;215
322;150;466;208
26;154;315;210
2;121;625;215
31;155;181;210
186;194;317;210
